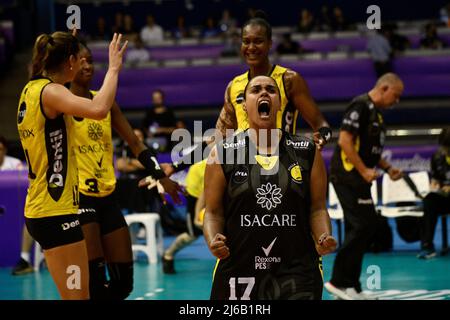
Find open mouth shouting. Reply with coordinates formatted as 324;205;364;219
258;99;271;119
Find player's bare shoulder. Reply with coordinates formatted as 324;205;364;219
283;68;304;94
216;80;237;136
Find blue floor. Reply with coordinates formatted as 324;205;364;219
1;233;449;300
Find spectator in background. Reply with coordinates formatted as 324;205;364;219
123;14;138;42
126;36;150;66
172;15;190;39
316;5;332;32
276;33;302;55
246;7;257;20
297;9;315;34
140;15;164;45
367;28;393;78
218;9;237;35
116;128;147;177
0;136;23;170
331;6;349;31
142;89;185;152
420;23;446;49
112;12;125;35
417;127;450;259
1;136;29;276
221;31;241;57
439;2;450;27
92;16;111;41
1;135;28;278
384;23;410;54
115;128;159;215
202;16;220;39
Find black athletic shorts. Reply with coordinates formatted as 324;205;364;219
25;214;84;250
78;191;127;235
185;194;203;237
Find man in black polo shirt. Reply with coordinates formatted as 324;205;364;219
325;73;404;300
418;127;450;259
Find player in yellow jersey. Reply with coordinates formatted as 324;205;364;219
216;11;332;149
17;31;128;299
69;42;182;299
161;159;207;274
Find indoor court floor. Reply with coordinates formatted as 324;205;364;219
1;226;449;300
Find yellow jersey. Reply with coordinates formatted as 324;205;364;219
185;159;207;198
229;65;298;133
17;77;79;218
71;91;116;197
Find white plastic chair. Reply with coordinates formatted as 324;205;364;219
125;213;163;264
380;171;430;218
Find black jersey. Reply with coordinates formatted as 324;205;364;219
431;148;450;186
330;94;386;186
211;130;322;300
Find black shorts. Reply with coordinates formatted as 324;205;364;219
211;257;323;300
211;272;323;300
78;191;127;235
25;214;84;250
185;194;203;237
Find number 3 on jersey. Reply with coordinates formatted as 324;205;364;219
229;277;255;300
85;178;99;193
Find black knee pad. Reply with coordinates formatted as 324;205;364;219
88;258;109;300
107;262;134;300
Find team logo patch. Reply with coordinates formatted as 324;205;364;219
18;101;26;124
289;164;303;183
256;182;282;210
223;139;246;149
350;111;359;120
88;123;103;141
45;118;68;202
232;167;249;184
286;139;309;149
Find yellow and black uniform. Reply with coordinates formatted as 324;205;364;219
211;130;322;300
229;65;298;134
328;93;384;292
73;91;115;197
420;147;450;251
71;91;126;235
17;77;82;249
330;94;386;186
184;159;207;236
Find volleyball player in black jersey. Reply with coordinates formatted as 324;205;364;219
204;76;336;300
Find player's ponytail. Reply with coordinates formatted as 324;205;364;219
31;34;52;78
30;31;80;79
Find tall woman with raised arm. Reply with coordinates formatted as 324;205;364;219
17;32;127;299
